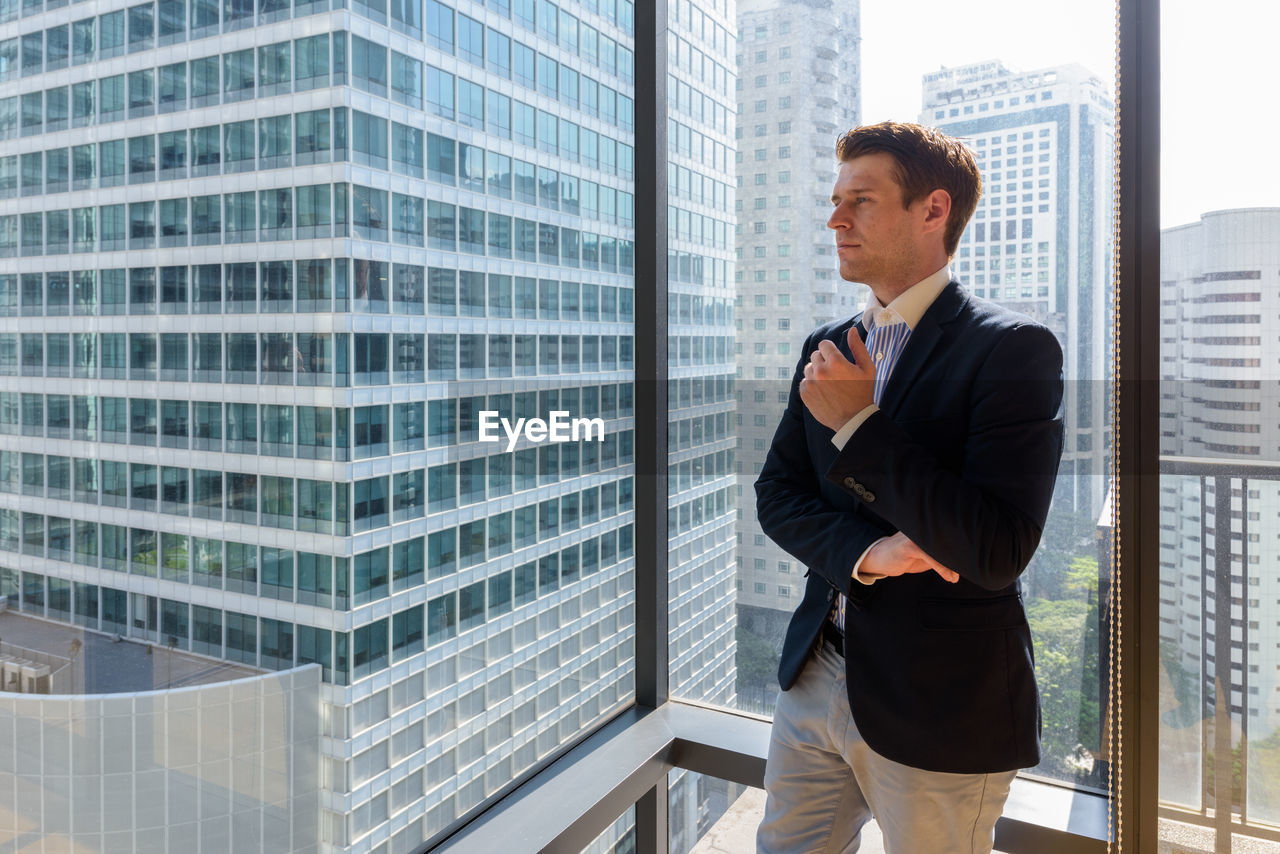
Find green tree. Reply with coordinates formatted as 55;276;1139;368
1024;507;1099;601
1026;596;1101;780
735;625;778;707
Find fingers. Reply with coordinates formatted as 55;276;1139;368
814;339;844;364
897;561;959;583
899;536;961;584
847;325;872;368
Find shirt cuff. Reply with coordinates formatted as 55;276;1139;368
852;536;889;585
830;404;880;451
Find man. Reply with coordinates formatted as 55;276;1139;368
754;121;1065;854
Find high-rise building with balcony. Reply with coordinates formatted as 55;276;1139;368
1158;208;1280;804
924;60;1115;521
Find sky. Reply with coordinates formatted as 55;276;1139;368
850;0;1278;229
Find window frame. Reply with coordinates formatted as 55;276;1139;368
427;1;1153;852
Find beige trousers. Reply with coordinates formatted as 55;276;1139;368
756;640;1017;854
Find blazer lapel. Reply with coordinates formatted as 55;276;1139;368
879;281;968;419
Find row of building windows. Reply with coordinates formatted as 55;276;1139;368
959;242;1053;258
738;45;792;65
961;258;1052;273
669;0;730;58
669;205;731;251
2;389;633;454
0;195;636;268
0;383;636;447
931;90;1057;120
0;520;635;684
2;96;637;194
971;280;1052;298
671;161;733;213
0;263;635;319
425;0;636;80
1;67;638;183
4;130;634;249
0;329;637;384
1;463;634;571
667;484;731;536
667;27;732;98
5;531;356;605
2;442;637;532
668;115;731;179
747;96;792;113
1;0;635;82
3;568;332;673
740;17;790;42
669;290;732;326
668;246;731;288
5;34;636;162
668;72;731;136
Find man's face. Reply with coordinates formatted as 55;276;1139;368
826;152;928;287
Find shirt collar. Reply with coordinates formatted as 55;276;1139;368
861;265;952;332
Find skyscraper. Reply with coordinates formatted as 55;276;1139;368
665;0;738;711
924;60;1114;520
732;0;859;667
665;0;740;848
0;1;672;850
1158;207;1280;806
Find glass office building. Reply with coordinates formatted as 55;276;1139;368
0;0;736;850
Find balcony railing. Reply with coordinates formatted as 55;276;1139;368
1155;456;1280;849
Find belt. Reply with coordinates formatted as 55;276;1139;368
822;620;844;656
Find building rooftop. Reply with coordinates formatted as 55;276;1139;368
0;611;262;695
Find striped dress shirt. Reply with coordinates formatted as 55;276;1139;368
829;266;952;635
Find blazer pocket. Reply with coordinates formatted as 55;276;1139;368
917;594;1025;631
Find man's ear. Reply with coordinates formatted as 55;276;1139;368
920;188;952;236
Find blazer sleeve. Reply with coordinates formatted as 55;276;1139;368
825;323;1065;591
754;329;895;599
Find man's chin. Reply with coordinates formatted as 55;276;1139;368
838;263;869;284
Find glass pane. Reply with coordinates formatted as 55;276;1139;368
581;804;635;854
0;0;636;851
1158;3;1280;846
665;0;735;716
708;0;1116;834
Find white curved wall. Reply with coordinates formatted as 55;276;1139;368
0;664;320;853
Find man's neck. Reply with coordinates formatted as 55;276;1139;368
867;255;949;305
868;260;950;308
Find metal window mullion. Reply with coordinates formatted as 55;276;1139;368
1114;0;1161;848
635;784;670;854
633;0;669;717
633;2;669;851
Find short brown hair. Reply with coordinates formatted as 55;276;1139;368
835;121;982;256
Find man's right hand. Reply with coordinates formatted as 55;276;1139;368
859;532;960;584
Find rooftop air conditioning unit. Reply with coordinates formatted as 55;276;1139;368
3;658;30;692
20;663;50;695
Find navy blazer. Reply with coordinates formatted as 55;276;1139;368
754;280;1065;774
